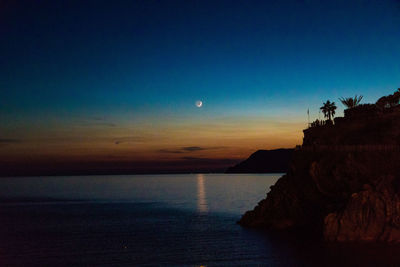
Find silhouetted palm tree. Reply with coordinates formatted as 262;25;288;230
339;95;363;109
320;100;337;121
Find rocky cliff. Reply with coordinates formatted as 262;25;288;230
225;149;294;173
239;94;400;243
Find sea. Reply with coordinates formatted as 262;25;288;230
0;173;399;266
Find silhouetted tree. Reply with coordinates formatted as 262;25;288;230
339;95;363;109
388;89;400;107
376;88;400;109
310;119;323;128
320;100;337;121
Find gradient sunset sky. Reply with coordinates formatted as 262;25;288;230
1;0;400;173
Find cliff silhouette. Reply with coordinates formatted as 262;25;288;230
239;89;400;243
225;149;294;173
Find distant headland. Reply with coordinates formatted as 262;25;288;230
239;89;400;243
225;149;294;173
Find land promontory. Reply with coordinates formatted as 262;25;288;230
226;149;294;173
239;90;400;242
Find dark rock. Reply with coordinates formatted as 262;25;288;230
324;177;400;242
239;90;400;243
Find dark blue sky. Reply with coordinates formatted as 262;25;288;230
1;0;400;168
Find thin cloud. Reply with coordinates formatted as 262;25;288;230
157;146;226;154
181;156;203;160
90;117;116;127
114;136;147;145
182;146;205;152
158;149;184;154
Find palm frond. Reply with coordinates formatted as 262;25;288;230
339;95;363;108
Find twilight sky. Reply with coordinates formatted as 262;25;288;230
1;0;400;173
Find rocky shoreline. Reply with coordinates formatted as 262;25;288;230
239;90;400;243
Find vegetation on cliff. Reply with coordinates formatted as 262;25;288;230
239;89;400;243
339;95;363;109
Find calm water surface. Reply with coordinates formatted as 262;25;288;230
0;174;399;266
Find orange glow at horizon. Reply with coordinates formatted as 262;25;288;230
0;115;305;165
